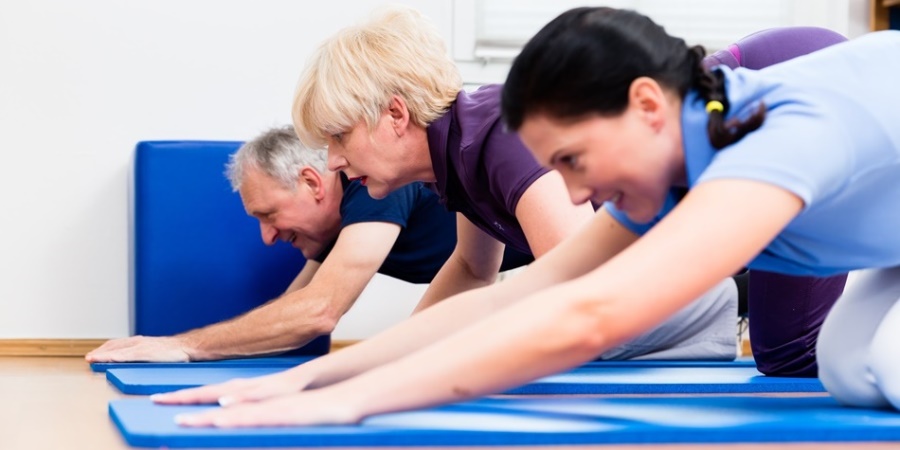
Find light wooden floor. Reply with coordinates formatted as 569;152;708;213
0;356;898;450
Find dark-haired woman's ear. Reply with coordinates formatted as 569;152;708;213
628;77;671;132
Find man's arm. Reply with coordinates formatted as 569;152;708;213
284;260;321;294
412;215;505;313
86;222;400;362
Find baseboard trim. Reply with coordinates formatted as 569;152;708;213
330;339;358;352
0;339;108;356
3;338;742;359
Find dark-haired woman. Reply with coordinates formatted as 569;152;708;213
502;8;900;411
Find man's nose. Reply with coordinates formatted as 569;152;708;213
260;222;278;246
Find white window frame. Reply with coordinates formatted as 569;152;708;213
452;0;851;86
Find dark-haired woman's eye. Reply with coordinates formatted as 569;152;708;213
559;154;580;170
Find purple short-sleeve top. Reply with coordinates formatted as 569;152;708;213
426;84;550;254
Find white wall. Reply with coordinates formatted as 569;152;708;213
0;0;448;339
0;0;872;340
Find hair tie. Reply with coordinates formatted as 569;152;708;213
705;100;725;114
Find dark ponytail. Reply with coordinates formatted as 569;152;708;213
688;46;766;149
503;7;766;150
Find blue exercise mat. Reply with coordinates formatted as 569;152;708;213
94;356;753;373
505;366;822;394
91;356;756;373
107;364;821;396
90;356;314;373
109;395;900;447
108;367;286;395
584;356;756;368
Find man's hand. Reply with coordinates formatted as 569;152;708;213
84;336;192;363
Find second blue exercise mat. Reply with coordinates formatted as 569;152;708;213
93;356;754;373
107;365;823;395
506;365;823;394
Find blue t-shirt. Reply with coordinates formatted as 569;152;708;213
312;175;455;284
313;175;533;283
608;31;900;276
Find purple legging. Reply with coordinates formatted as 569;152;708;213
748;270;847;377
704;27;850;378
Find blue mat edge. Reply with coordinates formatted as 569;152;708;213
505;379;825;395
105;366;822;396
93;357;755;373
91;356;314;373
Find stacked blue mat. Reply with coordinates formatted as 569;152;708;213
133;141;328;354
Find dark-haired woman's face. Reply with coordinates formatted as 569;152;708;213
518;104;684;224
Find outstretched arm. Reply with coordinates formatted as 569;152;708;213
173;179;802;427
86;222;398;363
154;206;637;406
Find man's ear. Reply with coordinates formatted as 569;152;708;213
298;166;326;201
386;95;411;136
628;77;668;132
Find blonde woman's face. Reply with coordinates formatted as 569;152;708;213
325;116;410;199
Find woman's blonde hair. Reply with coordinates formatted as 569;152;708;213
292;5;462;148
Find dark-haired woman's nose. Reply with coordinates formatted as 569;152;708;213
567;184;593;206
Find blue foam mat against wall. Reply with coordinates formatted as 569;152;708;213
132;141;328;355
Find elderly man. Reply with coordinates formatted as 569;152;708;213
87;126;532;362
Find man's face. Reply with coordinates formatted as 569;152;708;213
238;166;341;259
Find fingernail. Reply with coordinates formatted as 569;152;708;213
150;394;166;402
218;396;234;407
174;414;191;425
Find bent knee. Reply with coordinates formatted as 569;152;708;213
818;340;889;408
868;323;900;410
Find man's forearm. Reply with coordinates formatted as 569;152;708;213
180;290;336;360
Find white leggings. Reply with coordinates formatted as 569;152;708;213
817;266;900;409
599;277;738;361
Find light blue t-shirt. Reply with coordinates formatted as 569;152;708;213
608;31;900;276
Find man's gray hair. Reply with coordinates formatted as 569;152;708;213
226;125;328;191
